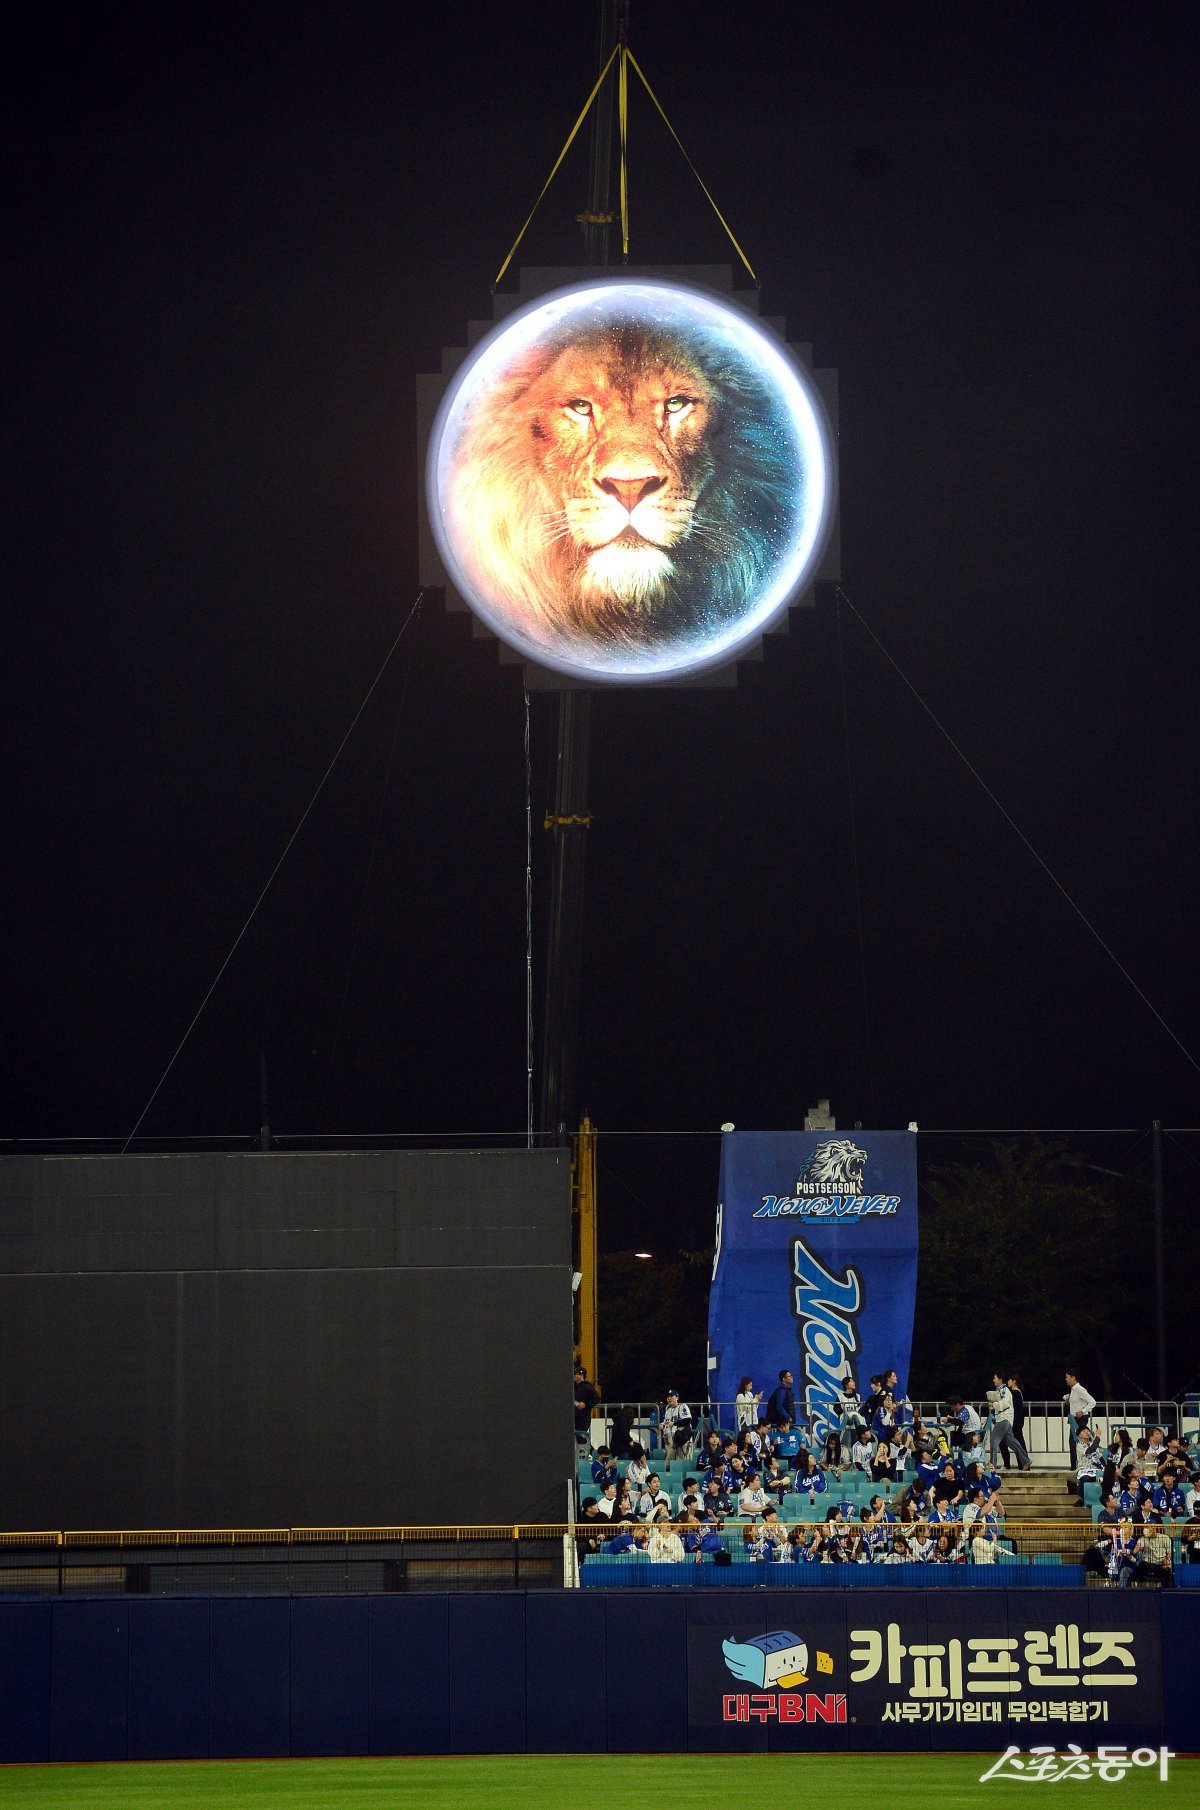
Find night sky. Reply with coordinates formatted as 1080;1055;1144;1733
7;3;1198;1251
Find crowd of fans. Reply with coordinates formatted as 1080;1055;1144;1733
573;1363;1200;1582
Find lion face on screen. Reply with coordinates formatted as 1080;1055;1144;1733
797;1140;868;1192
445;321;802;660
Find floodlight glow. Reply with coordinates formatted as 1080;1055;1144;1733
427;278;834;683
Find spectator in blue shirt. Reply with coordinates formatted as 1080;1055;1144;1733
916;1452;943;1492
590;1447;618;1490
795;1451;828;1499
605;1522;638;1555
767;1370;796;1427
773;1419;803;1467
1152;1472;1188;1519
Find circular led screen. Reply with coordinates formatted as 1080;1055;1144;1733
427;279;835;683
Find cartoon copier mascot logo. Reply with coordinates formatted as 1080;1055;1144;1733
720;1631;846;1726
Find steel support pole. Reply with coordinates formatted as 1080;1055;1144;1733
535;2;616;1142
1152;1118;1166;1400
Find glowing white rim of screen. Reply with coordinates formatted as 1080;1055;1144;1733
427;278;835;683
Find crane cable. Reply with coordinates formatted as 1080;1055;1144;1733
494;40;756;286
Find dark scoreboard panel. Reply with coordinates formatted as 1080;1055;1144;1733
0;1148;572;1528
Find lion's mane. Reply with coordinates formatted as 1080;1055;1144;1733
797;1140;868;1191
444;318;804;665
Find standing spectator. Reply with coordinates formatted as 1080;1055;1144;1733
832;1375;865;1462
734;1377;763;1429
1006;1373;1029;1469
988;1372;1031;1470
766;1370;797;1428
1063;1370;1096;1465
573;1365;600;1442
661;1388;694;1459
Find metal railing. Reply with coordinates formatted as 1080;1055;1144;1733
1;1520;1196;1594
584;1400;1199;1468
0;1526;569;1597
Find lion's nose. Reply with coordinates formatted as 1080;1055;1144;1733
597;474;666;513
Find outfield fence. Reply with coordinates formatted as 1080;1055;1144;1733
1;1521;1198;1595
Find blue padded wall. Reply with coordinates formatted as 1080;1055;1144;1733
49;1601;129;1761
208;1598;290;1758
290;1598;370;1758
0;1586;1181;1761
1162;1593;1200;1753
0;1602;51;1763
525;1592;607;1753
448;1594;527;1754
604;1594;688;1751
368;1597;450;1755
128;1599;211;1760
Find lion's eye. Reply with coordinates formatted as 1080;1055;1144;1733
564;399;593;420
664;395;694;417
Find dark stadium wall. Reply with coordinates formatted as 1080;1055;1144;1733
0;1149;572;1528
0;1590;1195;1763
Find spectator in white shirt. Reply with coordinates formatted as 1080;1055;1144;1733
676;1477;702;1514
635;1474;671;1520
739;1473;769;1514
735;1377;764;1430
646;1509;684;1563
988;1372;1031;1469
850;1434;875;1474
1064;1370;1097;1464
662;1389;694;1459
595;1481;620;1519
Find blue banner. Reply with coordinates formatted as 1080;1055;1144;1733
707;1131;918;1440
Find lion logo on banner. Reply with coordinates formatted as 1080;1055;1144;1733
796;1139;868;1193
443;319;803;665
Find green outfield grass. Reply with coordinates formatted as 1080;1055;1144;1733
1;1753;1195;1808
